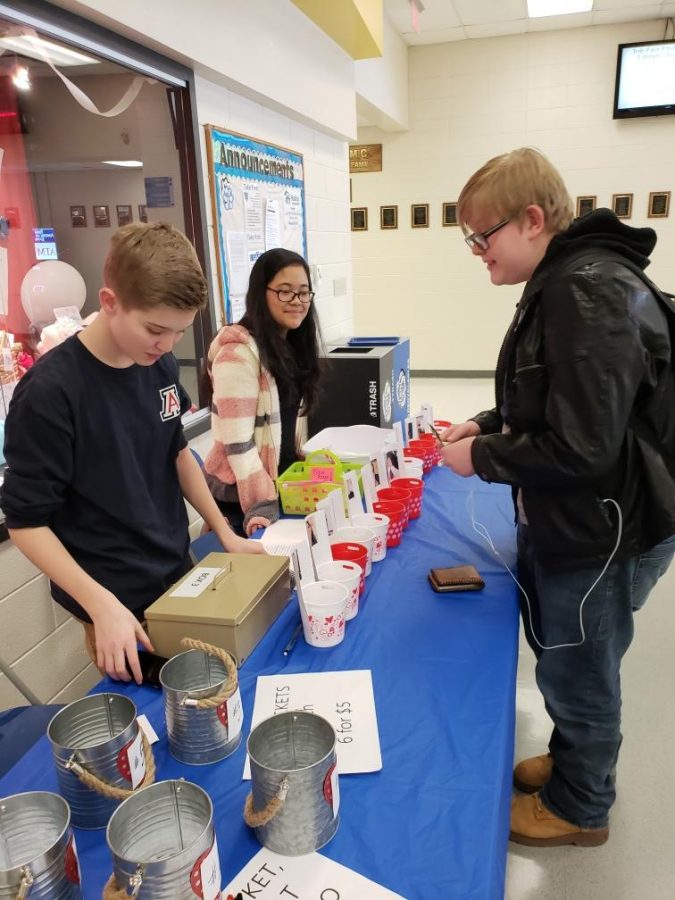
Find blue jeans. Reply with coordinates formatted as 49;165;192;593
517;526;675;829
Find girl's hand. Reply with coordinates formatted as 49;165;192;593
245;516;271;536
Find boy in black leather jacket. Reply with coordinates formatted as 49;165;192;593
442;148;675;846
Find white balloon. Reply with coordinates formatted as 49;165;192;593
20;261;86;327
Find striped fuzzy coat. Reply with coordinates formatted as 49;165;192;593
204;324;304;528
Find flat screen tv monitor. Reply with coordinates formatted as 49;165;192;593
613;40;675;119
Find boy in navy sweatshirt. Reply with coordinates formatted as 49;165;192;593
1;223;263;683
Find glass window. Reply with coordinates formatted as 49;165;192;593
0;17;210;439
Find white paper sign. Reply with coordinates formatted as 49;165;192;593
199;838;221;900
305;510;333;568
244;670;382;778
127;729;146;789
384;442;404;480
265;197;281;250
404;415;417;443
293;541;316;588
328;762;340;817
343;470;364;520
361;464;378;513
230;293;246;322
225;231;250;295
373;451;390;488
315;495;336;535
223;848;404;899
327;486;348;531
226;686;244;740
136;714;159;745
170;567;222;597
421;403;434;429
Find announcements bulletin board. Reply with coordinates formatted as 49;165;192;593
205;125;307;323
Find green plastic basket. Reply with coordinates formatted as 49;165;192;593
277;449;345;515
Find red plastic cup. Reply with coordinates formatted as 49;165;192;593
372;500;406;547
403;447;425;463
407;439;434;475
376;487;411;528
417;432;442;467
331;542;367;594
390;477;425;519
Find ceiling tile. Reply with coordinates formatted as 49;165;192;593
383;0;462;33
464;20;528;38
452;0;527;27
409;0;463;29
593;0;663;9
592;5;665;22
404;26;467;45
385;0;673;44
527;11;594;30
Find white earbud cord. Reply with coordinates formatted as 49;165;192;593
468;492;622;651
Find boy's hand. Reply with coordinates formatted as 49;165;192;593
92;593;154;684
441;436;477;477
440;420;481;443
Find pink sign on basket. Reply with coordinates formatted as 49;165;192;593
311;467;334;482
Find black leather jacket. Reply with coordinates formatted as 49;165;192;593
471;209;675;568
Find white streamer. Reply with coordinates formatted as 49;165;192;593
467;490;623;651
21;28;153;118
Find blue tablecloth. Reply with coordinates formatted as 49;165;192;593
0;468;519;900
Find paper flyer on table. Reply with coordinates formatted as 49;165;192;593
222;847;405;899
244;670;381;779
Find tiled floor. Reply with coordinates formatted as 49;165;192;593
411;377;675;900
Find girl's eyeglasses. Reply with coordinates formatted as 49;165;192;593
267;288;315;304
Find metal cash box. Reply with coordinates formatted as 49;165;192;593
145;552;291;666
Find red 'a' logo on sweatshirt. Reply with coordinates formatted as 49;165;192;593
159;384;181;421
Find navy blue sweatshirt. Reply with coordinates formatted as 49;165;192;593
0;335;192;621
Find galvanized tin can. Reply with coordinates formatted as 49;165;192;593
245;710;339;855
106;780;219;900
0;791;82;899
48;693;146;830
160;648;242;765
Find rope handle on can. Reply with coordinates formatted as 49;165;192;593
102;865;144;899
243;776;290;828
66;731;155;800
15;866;34;899
179;637;238;709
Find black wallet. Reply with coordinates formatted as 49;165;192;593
428;564;485;593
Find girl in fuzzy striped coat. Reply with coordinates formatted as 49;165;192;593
204;248;322;535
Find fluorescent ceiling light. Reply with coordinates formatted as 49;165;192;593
0;35;99;66
527;0;593;16
102;160;144;168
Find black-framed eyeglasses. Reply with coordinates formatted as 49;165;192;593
464;217;510;251
267;287;315;304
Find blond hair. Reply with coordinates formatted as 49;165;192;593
103;222;208;311
457;148;574;235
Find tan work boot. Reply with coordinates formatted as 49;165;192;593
513;752;554;794
509;792;609;847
